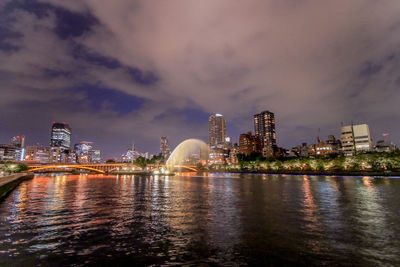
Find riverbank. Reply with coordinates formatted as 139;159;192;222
0;173;34;201
210;169;400;177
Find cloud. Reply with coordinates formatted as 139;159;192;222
1;0;400;157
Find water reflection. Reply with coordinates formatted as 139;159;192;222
0;174;399;266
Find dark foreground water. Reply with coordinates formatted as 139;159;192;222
0;173;400;266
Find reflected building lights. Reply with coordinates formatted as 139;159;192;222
302;176;324;252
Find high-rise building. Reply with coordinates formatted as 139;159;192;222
0;144;18;161
50;122;71;151
68;149;77;164
88;149;101;163
49;147;62;163
254;110;277;152
209;114;226;148
11;136;25;148
239;131;262;156
0;135;26;161
74;141;101;163
15;147;25;161
74;141;93;156
341;124;372;156
12;136;25;161
160;137;171;160
25;145;51;163
239;133;252;155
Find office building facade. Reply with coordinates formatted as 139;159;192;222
239;132;263;156
50;122;71;151
208;148;226;165
0;135;26;161
74;141;93;156
341;124;372;156
88;149;101;163
25;145;54;163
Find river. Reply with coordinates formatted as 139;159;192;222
0;173;399;266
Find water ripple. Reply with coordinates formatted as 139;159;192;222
0;174;399;266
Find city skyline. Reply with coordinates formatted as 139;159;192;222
1;115;397;160
1;1;400;159
2;2;400;266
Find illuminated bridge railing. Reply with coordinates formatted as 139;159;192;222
27;164;200;174
27;164;131;174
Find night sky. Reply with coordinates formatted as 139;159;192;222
1;0;400;159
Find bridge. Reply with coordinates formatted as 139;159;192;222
26;164;200;174
27;163;129;174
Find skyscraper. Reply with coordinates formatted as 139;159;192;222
50;122;71;151
160;137;171;160
254;110;277;152
209;114;226;148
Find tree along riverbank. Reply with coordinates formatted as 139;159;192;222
208;169;400;177
207;151;400;177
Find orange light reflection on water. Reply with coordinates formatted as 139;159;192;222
302;176;324;252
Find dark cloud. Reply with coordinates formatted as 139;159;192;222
1;0;400;158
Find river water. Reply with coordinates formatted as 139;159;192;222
0;173;399;266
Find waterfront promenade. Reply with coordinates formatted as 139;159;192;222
0;173;33;200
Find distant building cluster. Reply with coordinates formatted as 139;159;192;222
205;111;398;165
1;114;398;165
121;144;154;162
288;123;385;158
1;122;102;164
207;110;282;165
74;141;101;164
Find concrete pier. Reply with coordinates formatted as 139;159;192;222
0;173;33;201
